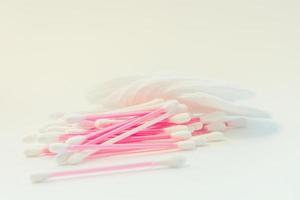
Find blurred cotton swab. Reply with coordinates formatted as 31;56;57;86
30;156;187;183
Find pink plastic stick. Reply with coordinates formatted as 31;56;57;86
84;110;154;121
50;161;159;178
88;146;178;159
85;108;166;145
68;142;176;151
79;120;130;143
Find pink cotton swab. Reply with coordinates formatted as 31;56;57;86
64;105;174;145
86;133;222;160
63;98;167;124
65;101;181;164
24;112;194;144
49;139;196;153
99;100;182;145
54;101;176;164
30;156;187;183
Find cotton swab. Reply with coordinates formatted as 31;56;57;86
24;144;50;157
52;101;179;164
65;101;182;164
89;132;223;159
30;156;187;183
23;76;272;185
49;140;196;154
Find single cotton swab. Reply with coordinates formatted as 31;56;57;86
49;140;196;153
30;156;187;183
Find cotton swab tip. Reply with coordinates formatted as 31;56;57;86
169;113;192;124
170;130;192;139
67;152;89;165
94;119;117;128
157;156;187;168
188;122;203;131
206;122;226;131
205;131;226;142
48;143;68;153
30;172;49;183
24;144;45;157
37;133;60;144
176;140;196;150
66;136;86;145
191;136;207;146
55;152;72;165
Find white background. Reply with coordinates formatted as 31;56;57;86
0;0;299;199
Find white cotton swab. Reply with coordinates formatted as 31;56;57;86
30;156;187;183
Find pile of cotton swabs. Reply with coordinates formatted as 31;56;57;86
24;76;270;183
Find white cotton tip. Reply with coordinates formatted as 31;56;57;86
200;112;226;123
67;152;90;165
205;131;226;142
176;140;196;150
170;130;192;139
94;119;116;129
206;122;226;131
227;118;247;128
23;134;37;143
158;156;187;168
24;144;45;157
30;172;49;183
191;136;207;146
55;152;72;165
164;125;189;134
188;122;203;131
169;113;192;124
48;143;68;153
65;114;83;123
37;133;61;144
66;135;86;145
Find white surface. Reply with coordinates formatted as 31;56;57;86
0;0;299;199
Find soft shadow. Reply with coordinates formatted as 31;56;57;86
226;118;280;139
